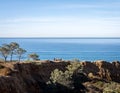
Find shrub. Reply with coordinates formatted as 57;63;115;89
94;81;120;93
103;82;120;93
28;53;39;61
47;62;83;90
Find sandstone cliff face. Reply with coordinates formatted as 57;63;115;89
0;61;120;93
81;61;120;82
0;62;69;93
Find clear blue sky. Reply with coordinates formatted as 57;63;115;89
0;0;120;37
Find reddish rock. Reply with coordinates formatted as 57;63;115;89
0;61;120;93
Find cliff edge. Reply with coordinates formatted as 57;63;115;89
0;61;120;93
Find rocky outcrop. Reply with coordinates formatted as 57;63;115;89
0;62;69;93
0;61;120;93
81;60;120;82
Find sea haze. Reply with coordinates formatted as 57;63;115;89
0;38;120;62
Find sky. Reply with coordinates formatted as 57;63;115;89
0;0;120;37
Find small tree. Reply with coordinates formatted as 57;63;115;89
28;53;39;61
9;42;19;62
16;48;26;62
0;44;10;62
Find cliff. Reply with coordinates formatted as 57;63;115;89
0;61;120;93
81;60;120;82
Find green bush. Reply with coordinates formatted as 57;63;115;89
47;62;83;89
103;82;120;93
94;81;120;93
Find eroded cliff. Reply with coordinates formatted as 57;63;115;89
0;61;120;93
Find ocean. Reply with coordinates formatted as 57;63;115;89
0;38;120;62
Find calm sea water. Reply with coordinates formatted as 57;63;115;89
0;38;120;62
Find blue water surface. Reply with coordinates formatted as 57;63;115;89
0;38;120;62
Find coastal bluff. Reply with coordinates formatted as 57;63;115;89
0;60;120;93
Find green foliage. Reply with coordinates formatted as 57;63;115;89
66;62;82;74
0;42;26;62
103;82;120;93
48;62;83;89
9;42;19;51
9;42;19;61
49;68;74;89
50;69;64;83
28;53;39;61
0;42;42;62
0;44;10;62
94;81;120;93
16;48;26;62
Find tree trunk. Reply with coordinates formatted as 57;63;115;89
4;56;7;62
18;55;21;62
10;52;13;62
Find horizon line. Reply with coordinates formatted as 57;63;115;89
0;37;120;39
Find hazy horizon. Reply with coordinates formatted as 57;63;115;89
0;0;120;37
1;36;120;38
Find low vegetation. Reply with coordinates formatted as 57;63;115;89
28;53;39;61
46;62;120;93
46;62;85;93
93;81;120;93
0;42;39;62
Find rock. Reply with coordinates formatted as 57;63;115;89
0;61;120;93
81;61;120;82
